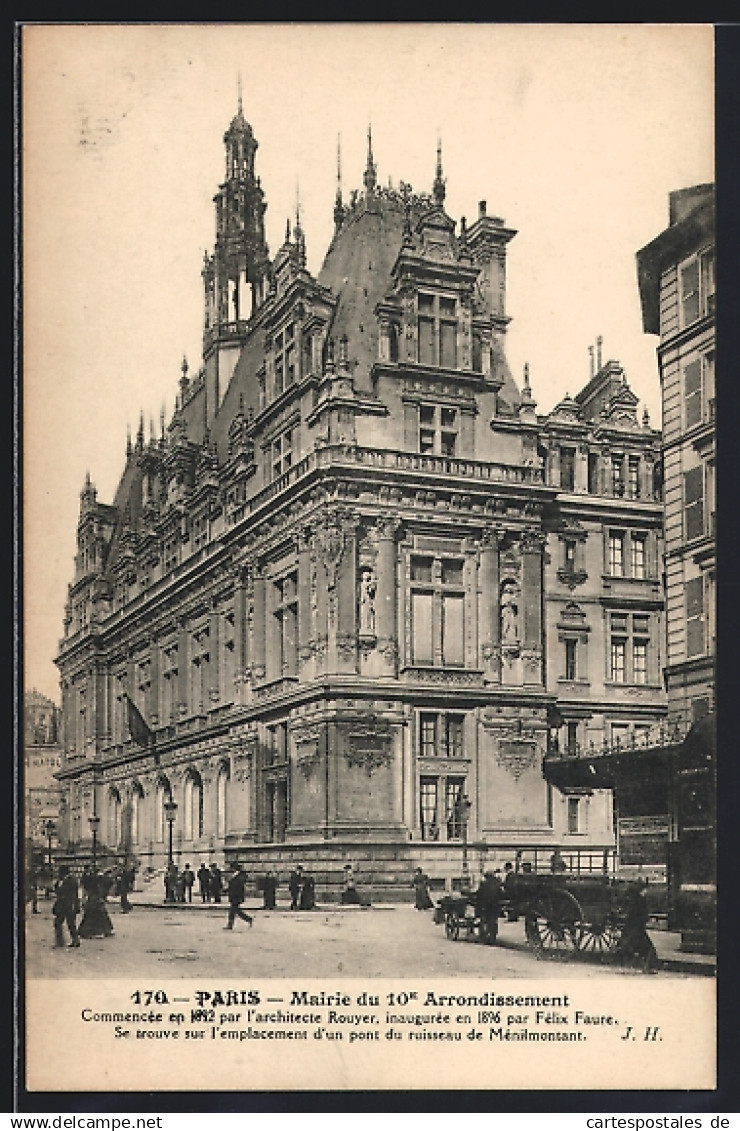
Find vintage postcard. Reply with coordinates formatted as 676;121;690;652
21;22;716;1096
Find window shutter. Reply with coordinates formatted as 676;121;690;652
684;361;702;428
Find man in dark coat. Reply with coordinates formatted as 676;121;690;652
209;863;223;904
474;871;503;944
118;863;135;913
53;865;81;948
289;865;304;910
197;863;211;903
182;863;195;903
224;866;253;929
261;871;277;910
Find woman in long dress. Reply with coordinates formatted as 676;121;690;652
412;867;434;910
78;870;114;938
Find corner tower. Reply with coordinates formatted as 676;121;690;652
201;96;271;423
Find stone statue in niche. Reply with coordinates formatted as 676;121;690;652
359;568;377;634
500;580;520;644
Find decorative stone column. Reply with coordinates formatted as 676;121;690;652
208;599;220;707
479;526;502;684
520;528;546;686
251;564;266;683
336;515;359;675
374;516;401;676
177;618;189;717
297;526;314;680
148;636;160;727
232;566;247;705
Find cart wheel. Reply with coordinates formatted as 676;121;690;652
577;919;621;958
525;890;580;958
445;914;460;941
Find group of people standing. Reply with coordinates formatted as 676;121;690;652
53;861;136;948
164;861;224;904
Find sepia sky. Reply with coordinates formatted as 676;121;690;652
22;23;714;704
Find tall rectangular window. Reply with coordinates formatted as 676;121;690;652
567;797;580;834
445;778;466;839
560;448;576;491
417;293;458;369
632;640;648;684
419;713;437;758
417;712;466;759
412;592;434;664
684;466;705;541
608;533;625;576
564;638;578;681
680;257;701;325
270;428;294;481
628;456;641;499
686;577;705;658
565;722;579;756
630;535;647;579
420;777;438;841
273;572;298;677
410;555;466;667
684;360;703;429
612;457;625;497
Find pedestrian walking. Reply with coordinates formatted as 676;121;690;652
53;865;80;948
289;864;304;910
175;869;186;903
78;869;114;939
197;863;211;903
209;863;223;904
224;866;253;929
183;863;195;903
118;863;135;913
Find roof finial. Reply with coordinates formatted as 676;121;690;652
588;344;595;379
294;182;306;267
237;73;243;115
596;334;603;370
285;216;292;244
126;424;133;458
433;136;446;207
363;123;377;194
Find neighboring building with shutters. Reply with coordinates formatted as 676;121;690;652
52;103;666;895
636;184;716;950
637;184;715;728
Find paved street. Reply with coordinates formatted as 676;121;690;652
25;895;713;981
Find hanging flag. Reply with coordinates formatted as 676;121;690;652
125;694;158;763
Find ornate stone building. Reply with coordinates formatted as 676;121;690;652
24;689;64;851
54;105;666;893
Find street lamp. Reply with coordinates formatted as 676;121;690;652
163;797;178;868
457;794;472;888
43;819;55;873
88;814;100;870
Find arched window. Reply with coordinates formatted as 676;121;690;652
183;770;203;841
130;783;145;845
217;762;230;838
108;787;122;848
155;777;172;843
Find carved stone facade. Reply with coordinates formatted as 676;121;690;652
54;106;666;887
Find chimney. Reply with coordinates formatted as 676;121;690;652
596;335;603;371
478;200;487;218
588;345;595;379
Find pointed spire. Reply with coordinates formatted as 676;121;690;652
433;136;446;207
363;123;377;194
294;184;306;268
160;405;166;441
136;411;145;450
334;134;344;229
285;216;292;244
237;73;243;116
642;406;651;429
126;424;133;458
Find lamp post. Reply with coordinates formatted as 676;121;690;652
88;814;100;870
43;819;55;874
164;797;178;866
457;794;472;888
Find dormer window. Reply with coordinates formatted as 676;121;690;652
417;293;458;369
419;404;458;456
